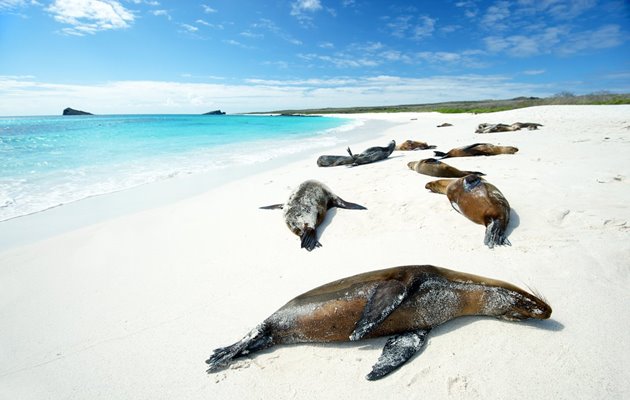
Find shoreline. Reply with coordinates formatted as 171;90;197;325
1;105;628;399
0;117;395;252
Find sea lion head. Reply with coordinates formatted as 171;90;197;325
407;161;417;169
462;174;483;191
492;287;552;321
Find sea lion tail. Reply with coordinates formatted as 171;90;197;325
301;228;322;251
433;151;447;158
484;220;511;248
205;324;273;373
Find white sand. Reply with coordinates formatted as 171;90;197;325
1;105;628;399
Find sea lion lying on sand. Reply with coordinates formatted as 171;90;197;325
476;122;543;134
317;140;396;167
442;175;512;248
395;140;436;151
408;158;485;178
260;180;366;251
205;265;551;380
437;123;453;127
433;143;518;159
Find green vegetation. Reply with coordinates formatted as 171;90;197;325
253;92;630;115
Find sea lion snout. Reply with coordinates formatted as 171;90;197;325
498;291;552;321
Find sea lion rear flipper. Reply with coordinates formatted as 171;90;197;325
433;150;447;158
349;280;408;341
366;328;431;380
300;227;322;251
205;324;273;373
259;203;284;210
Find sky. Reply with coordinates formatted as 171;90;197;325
0;0;629;115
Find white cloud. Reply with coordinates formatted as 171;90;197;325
481;1;510;31
46;0;135;36
386;15;435;40
197;19;223;29
0;74;576;116
290;0;322;24
151;9;170;19
318;42;334;49
201;4;216;13
291;0;322;15
180;23;197;33
251;18;302;45
0;0;40;10
516;0;597;20
523;69;545;75
484;24;622;57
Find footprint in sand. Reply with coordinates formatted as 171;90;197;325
547;209;571;226
447;375;478;396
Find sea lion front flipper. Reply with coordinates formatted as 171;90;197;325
349;280;408;341
329;196;367;210
259;203;284;210
484;219;511;248
366;328;431;380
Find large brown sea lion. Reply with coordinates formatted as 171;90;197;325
260;180;366;251
317;140;396;167
205;265;551;380
433;143;518;159
445;175;511;248
395;140;436;151
407;158;485;178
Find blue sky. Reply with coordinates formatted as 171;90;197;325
0;0;628;115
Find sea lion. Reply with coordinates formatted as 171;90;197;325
446;174;511;248
395;140;436;151
437;123;453;127
476;122;543;133
425;178;455;194
433;143;518;159
260;180;366;251
317;140;396;167
407;158;485;178
205;265;551;380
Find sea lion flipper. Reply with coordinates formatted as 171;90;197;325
259;203;284;210
205;324;273;373
349;280;408;341
366;328;430;380
484;220;511;248
300;227;322;251
329;196;367;210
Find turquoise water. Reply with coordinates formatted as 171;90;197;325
0;114;353;221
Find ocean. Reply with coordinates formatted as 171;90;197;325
0;114;357;222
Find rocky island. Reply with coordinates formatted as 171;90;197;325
63;107;93;116
203;110;226;115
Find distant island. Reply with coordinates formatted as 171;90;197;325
63;107;93;116
203;110;226;115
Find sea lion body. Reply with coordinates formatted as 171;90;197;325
407;158;485;178
260;180;366;251
446;175;511;248
317;140;396;167
434;143;518;159
395;140;436;151
206;265;551;380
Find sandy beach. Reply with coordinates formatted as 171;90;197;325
1;105;629;399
